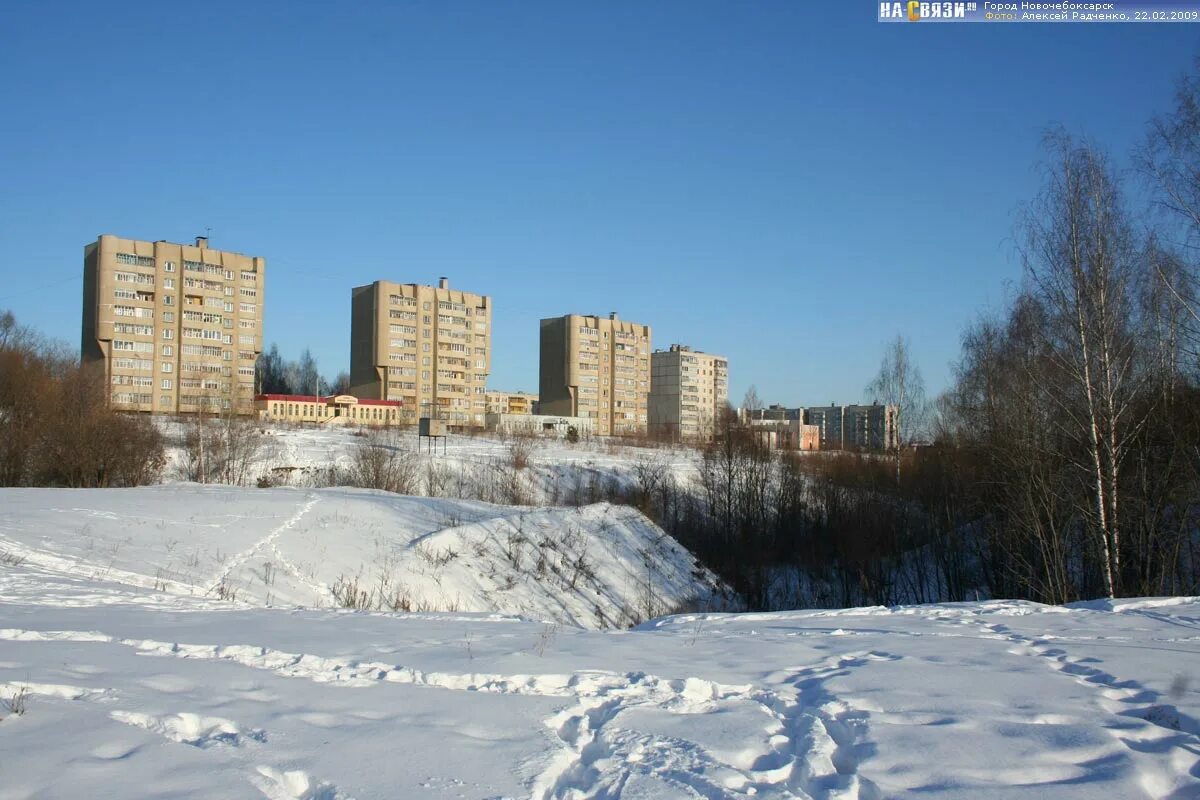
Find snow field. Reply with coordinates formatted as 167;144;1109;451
0;597;1197;798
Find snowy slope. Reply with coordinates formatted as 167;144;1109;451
160;421;703;503
0;486;726;628
2;486;1199;798
0;583;1197;798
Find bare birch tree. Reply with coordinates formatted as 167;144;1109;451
1022;132;1150;598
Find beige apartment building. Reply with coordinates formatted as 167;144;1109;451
648;344;729;441
539;313;651;437
82;234;264;414
485;390;538;416
350;278;491;426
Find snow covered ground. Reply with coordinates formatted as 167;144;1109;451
161;421;703;504
1;581;1197;798
0;486;724;628
2;484;1199;798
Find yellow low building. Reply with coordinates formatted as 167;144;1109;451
254;394;402;425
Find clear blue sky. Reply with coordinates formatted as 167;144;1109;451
0;3;1194;406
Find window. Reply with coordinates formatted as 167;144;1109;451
115;253;154;267
161;379;172;390
114;271;155;286
162;363;173;373
164;261;176;272
162;329;173;339
161;345;173;356
164;295;174;306
163;278;175;289
113;340;154;353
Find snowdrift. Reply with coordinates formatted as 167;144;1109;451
0;485;726;628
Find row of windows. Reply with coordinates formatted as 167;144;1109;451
112;375;153;387
183;260;223;275
114;271;155;286
113;340;154;353
181;362;223;374
267;402;398;421
184;277;223;292
183;328;226;342
112;323;153;336
115;253;154;267
181;344;223;356
112;392;152;404
113;357;153;370
112;305;153;319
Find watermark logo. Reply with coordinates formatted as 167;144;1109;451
879;2;977;20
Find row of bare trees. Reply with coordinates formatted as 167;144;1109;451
627;69;1200;609
937;121;1200;602
0;311;165;487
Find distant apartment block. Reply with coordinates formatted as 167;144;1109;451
743;405;821;451
485;390;538;416
539;313;651;436
648;344;728;441
350;278;491;427
82;234;264;414
484;412;594;439
804;404;898;451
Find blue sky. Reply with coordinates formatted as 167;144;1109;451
0;2;1194;406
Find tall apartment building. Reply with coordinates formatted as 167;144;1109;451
648;344;728;441
82;234;264;414
539;313;651;436
804;404;898;451
485;390;538;416
350;278;491;426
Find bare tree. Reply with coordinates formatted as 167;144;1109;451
1022;131;1150;598
1141;62;1200;357
866;334;928;446
741;385;762;421
341;429;418;494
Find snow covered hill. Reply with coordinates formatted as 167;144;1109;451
0;485;727;629
160;421;703;504
2;485;1199;798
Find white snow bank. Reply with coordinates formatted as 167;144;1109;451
0;485;727;629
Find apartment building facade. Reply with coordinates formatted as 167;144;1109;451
82;234;264;414
485;390;538;416
742;405;820;451
350;278;491;426
804;404;898;451
539;313;651;436
648;344;728;441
